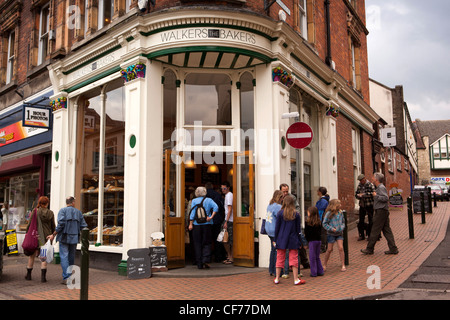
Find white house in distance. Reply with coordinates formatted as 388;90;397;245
369;79;418;197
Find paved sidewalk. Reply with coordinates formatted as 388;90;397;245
1;202;449;301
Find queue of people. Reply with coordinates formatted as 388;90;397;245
265;172;399;285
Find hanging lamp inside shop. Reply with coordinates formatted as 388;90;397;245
207;164;219;173
185;159;196;169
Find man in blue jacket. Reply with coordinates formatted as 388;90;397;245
52;196;88;284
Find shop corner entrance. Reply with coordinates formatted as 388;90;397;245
163;150;255;269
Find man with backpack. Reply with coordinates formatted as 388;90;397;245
188;186;219;269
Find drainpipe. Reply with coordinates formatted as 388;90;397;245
325;0;332;67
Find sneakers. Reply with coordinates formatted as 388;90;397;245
294;279;306;285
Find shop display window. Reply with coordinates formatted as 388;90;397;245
1;173;40;231
76;79;125;246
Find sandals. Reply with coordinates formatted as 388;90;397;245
222;259;233;264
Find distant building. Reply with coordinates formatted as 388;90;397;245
414;119;450;187
369;79;418;198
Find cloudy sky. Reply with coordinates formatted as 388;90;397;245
365;0;450;121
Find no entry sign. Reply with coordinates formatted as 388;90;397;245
286;122;313;149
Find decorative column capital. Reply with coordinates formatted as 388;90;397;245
272;66;294;89
49;93;68;112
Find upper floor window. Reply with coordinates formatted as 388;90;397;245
298;0;308;38
6;31;15;84
38;4;50;65
184;73;231;126
98;0;114;29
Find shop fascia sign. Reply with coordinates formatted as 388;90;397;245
154;26;270;49
67;50;119;84
0;121;47;147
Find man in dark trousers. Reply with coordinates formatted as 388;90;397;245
205;182;226;262
355;174;375;241
361;173;399;255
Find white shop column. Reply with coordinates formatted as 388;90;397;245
254;64;294;268
49;92;73;214
118;57;163;275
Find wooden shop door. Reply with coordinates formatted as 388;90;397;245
232;151;255;267
164;149;185;269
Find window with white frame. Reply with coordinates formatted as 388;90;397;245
298;0;308;39
352;128;361;198
6;31;15;84
351;43;357;89
388;148;394;172
404;158;409;172
38;4;50;65
396;152;402;171
98;0;114;29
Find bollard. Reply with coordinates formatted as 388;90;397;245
407;197;414;239
420;192;426;224
433;192;437;207
342;210;349;266
427;187;432;213
80;227;89;301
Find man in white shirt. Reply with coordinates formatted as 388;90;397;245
221;181;233;264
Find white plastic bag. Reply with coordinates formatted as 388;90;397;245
217;228;225;242
39;239;54;263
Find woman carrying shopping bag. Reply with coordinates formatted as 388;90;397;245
24;196;55;282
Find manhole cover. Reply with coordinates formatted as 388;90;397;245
411;274;450;284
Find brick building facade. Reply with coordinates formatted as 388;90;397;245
1;0;380;271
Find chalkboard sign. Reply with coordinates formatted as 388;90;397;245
412;188;430;213
150;246;168;270
127;248;151;280
389;195;404;207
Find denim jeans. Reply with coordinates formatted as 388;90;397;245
268;236;277;275
59;242;77;280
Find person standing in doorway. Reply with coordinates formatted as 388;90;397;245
52;196;88;284
188;186;218;269
355;174;375;241
361;173;399;255
205;182;225;263
221;181;233;264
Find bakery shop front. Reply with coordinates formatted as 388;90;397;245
48;9;344;274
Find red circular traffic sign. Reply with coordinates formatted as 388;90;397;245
286;122;313;149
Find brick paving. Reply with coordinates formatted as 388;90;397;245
1;202;449;301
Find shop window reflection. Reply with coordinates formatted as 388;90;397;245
78;79;125;246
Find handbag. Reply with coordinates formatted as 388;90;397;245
22;209;39;256
260;219;267;235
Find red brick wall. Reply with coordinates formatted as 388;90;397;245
336;115;374;213
336;114;356;213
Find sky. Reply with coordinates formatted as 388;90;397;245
365;0;450;121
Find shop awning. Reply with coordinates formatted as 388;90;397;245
147;46;274;69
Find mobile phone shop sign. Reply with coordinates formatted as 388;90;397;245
23;106;51;129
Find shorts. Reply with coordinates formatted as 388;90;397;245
327;234;343;243
223;222;233;246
